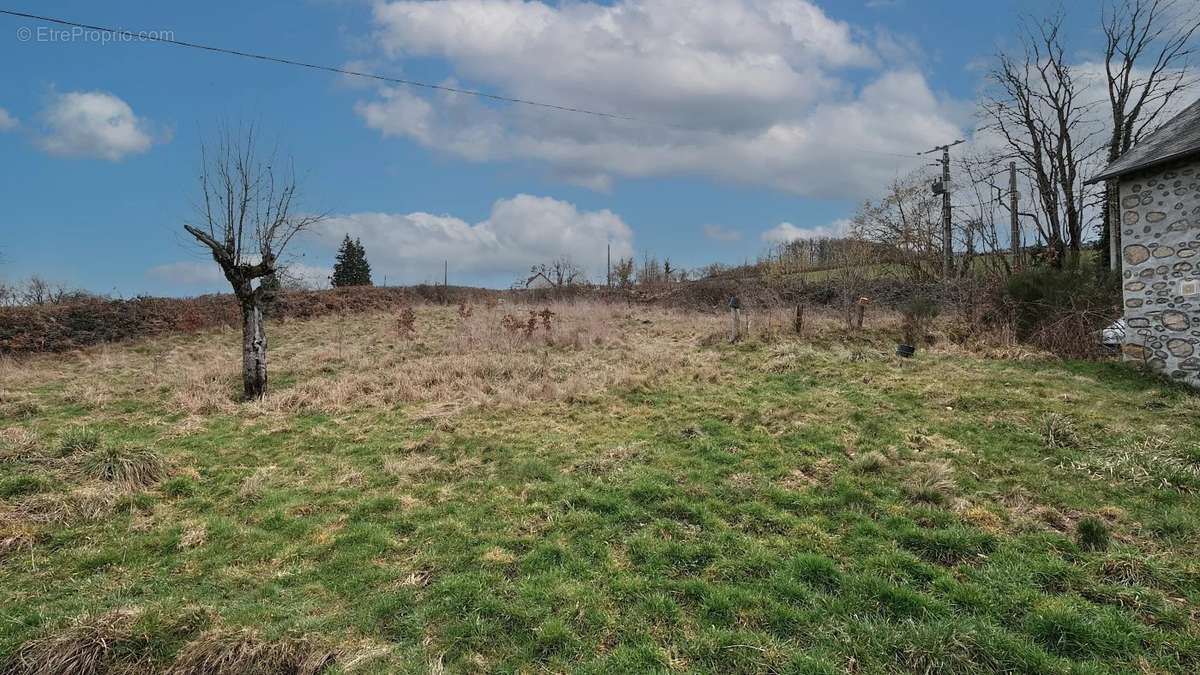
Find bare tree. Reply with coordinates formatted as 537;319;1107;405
956;152;1031;279
1101;0;1200;269
983;13;1105;268
183;124;324;399
528;256;585;288
851;169;943;280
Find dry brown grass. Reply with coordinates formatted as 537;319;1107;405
2;609;140;675
165;629;335;675
0;302;731;426
0;427;41;463
0;300;1062;438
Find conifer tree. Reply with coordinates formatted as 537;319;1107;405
331;235;373;287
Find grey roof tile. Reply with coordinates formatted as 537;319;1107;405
1088;97;1200;183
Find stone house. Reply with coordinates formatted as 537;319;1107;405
1090;98;1200;387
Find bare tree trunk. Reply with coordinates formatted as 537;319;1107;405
241;297;268;399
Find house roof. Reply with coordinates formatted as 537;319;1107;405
1088;97;1200;183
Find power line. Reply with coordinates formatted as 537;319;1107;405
0;8;638;122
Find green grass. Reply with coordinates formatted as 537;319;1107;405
1;317;1199;673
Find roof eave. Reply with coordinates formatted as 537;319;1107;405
1085;147;1200;185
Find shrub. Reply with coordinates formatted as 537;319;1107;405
900;296;939;346
1001;267;1120;359
1075;516;1110;551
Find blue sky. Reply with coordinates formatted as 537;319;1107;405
0;0;1101;295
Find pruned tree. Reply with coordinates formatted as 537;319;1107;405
1101;0;1200;269
183;124;324;400
982;12;1105;268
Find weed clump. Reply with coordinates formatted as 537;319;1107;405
81;446;168;487
903;461;956;504
1040;413;1079;450
57;426;101;457
166;629;335;675
0;427;40;460
2;609;139;675
850;451;890;474
1075;516;1110;551
396;307;416;338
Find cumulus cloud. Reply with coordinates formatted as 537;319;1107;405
0;108;17;132
703;224;742;242
355;0;964;197
281;262;332;289
37;91;160;160
762;218;851;243
307;194;634;286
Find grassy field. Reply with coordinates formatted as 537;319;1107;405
1;302;1198;674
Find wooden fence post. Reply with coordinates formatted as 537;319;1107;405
729;295;741;343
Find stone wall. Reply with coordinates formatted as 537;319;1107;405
1119;157;1200;387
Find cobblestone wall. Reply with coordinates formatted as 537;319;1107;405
1119;158;1200;388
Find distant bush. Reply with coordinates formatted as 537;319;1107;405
0;286;492;354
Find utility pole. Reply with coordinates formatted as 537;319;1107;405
607;242;611;288
443;260;448;288
921;139;965;280
1009;162;1020;270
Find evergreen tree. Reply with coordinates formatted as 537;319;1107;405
354;238;373;286
331;235;373;287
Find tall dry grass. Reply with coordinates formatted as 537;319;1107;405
0;299;1038;427
0;301;731;422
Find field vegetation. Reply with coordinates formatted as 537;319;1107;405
1;300;1198;673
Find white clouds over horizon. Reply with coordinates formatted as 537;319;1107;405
355;0;964;197
762;219;852;244
308;194;634;286
37;91;162;161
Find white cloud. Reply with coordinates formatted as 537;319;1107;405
282;262;332;289
308;194;634;286
0;108;17;132
762;218;851;243
146;261;226;286
37;91;159;160
356;0;964;197
703;224;742;242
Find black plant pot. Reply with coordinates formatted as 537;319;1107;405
896;344;916;358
